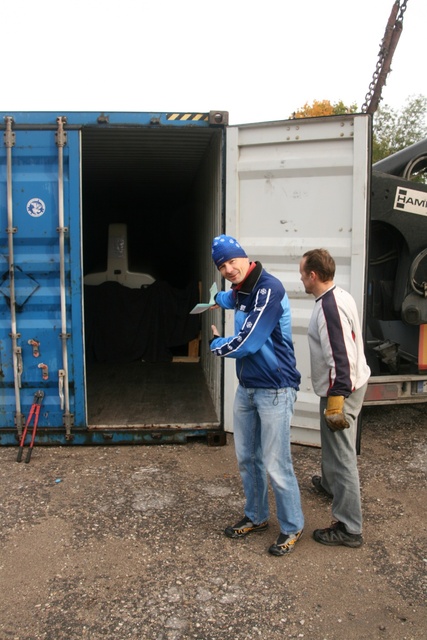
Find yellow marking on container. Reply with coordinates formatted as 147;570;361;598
167;113;209;121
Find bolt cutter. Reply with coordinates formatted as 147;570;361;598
17;391;44;463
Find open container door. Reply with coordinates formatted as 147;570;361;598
225;114;371;446
0;117;85;444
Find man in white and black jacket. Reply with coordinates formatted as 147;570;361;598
299;248;371;548
210;234;304;557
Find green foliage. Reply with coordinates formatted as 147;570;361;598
291;99;358;118
331;100;358;116
372;94;427;163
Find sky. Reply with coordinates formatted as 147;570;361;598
2;0;425;125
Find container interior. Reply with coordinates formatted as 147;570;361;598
81;124;224;431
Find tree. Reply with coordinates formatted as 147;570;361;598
372;94;427;163
291;95;427;172
291;99;358;119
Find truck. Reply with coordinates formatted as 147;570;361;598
365;137;427;406
1;110;426;449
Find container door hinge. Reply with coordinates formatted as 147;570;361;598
14;411;25;438
63;412;74;440
59;370;74;438
55;116;67;147
3;116;16;148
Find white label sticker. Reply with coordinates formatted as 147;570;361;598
394;186;427;217
26;198;46;218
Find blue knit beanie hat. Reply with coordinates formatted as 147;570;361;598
212;234;248;268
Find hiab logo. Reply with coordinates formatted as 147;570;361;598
394;186;427;217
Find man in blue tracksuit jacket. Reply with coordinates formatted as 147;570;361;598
210;234;304;556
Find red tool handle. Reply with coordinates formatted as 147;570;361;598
25;406;41;463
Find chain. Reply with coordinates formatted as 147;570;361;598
361;0;408;114
397;0;408;22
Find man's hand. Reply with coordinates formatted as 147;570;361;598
324;395;350;431
211;325;220;337
209;325;220;345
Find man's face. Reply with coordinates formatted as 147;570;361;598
218;257;250;284
299;258;315;295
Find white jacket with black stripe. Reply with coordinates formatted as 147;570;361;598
308;285;371;398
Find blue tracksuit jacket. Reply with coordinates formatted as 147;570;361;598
210;262;300;390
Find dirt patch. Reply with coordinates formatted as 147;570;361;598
0;404;426;639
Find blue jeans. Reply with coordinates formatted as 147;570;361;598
233;384;304;534
319;382;368;534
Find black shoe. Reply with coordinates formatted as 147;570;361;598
313;521;363;548
268;529;303;556
224;516;268;539
311;475;333;498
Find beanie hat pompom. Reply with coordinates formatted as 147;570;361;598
211;235;247;268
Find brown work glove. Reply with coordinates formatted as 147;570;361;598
324;395;350;431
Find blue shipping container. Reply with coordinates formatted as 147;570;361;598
0;112;227;447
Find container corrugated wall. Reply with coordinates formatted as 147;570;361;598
225;115;371;445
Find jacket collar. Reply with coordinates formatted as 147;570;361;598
233;261;262;294
315;284;336;302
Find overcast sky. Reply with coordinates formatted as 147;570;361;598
2;0;425;124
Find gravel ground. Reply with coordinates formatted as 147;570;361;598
0;404;426;640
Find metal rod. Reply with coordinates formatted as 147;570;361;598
4;116;24;433
56;117;71;433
